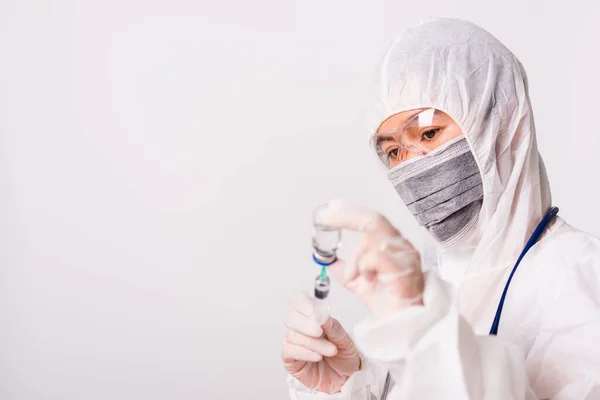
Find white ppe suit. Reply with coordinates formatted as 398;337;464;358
288;18;600;399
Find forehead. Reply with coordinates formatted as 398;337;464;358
376;108;428;135
376;108;454;135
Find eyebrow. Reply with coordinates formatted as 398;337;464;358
376;135;396;145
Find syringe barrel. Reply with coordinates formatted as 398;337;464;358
314;276;330;299
314;276;330;325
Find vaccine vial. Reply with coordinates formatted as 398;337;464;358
312;204;342;265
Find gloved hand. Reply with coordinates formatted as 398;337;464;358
323;200;424;318
281;292;360;394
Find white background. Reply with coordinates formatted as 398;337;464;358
1;1;599;399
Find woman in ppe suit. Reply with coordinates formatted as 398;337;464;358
281;18;600;399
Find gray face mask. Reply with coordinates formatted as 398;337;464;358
387;136;483;246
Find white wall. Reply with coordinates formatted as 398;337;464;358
1;1;599;399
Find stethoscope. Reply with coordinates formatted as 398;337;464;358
380;206;560;399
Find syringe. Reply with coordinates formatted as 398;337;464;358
313;267;331;324
312;204;341;325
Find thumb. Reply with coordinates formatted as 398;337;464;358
329;259;360;289
318;199;399;236
322;317;354;351
327;259;349;286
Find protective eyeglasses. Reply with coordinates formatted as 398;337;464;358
370;108;463;169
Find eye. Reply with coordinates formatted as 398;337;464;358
421;128;440;141
386;148;399;160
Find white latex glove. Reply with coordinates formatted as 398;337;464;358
322;200;424;318
281;292;361;394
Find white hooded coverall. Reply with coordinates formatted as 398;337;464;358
288;18;600;399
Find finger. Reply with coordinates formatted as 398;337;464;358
380;237;421;278
327;259;351;288
316;199;398;235
378;270;414;283
286;330;337;357
358;249;424;303
339;233;405;285
282;343;322;374
291;291;315;318
282;341;322;363
360;247;418;274
380;236;418;256
327;259;363;291
322;317;354;351
345;234;370;283
285;309;323;338
328;259;344;283
329;258;374;292
327;236;369;286
357;251;379;283
345;275;370;292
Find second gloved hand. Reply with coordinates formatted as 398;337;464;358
322;200;424;318
282;292;360;394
